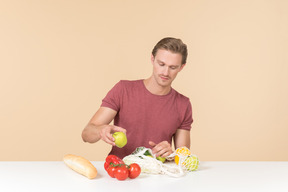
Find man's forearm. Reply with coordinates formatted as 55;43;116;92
174;129;191;149
81;123;103;143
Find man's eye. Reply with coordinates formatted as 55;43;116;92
159;63;165;66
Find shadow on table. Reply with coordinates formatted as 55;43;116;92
197;162;212;171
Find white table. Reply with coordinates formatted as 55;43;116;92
0;161;287;192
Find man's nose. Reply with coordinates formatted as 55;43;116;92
163;66;169;76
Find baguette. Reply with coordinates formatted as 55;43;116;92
63;154;97;179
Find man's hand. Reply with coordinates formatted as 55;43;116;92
82;107;127;146
149;141;173;157
99;125;126;146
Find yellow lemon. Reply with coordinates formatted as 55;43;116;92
175;155;179;165
174;147;191;165
175;147;191;156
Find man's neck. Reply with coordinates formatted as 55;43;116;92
143;77;171;95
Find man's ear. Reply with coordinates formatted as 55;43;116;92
151;54;155;63
179;64;186;71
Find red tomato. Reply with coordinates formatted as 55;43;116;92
114;165;129;181
128;163;141;179
107;166;117;178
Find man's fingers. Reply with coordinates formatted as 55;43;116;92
149;141;156;147
112;126;127;134
100;125;127;146
159;151;171;158
105;139;115;146
155;147;170;157
100;126;116;146
150;141;172;157
107;132;115;142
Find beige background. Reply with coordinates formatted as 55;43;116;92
1;0;287;161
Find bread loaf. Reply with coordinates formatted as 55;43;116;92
63;154;97;179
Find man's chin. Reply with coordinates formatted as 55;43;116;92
158;79;171;87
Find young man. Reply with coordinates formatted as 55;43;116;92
82;37;193;159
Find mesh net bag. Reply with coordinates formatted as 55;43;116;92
123;147;199;177
174;147;199;171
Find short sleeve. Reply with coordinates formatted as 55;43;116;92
179;101;193;131
101;81;123;111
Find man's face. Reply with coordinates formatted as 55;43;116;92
151;49;185;88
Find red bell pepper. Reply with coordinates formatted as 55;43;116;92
104;155;124;171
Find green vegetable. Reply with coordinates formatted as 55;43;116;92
132;147;153;157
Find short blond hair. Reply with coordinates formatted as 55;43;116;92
152;37;188;64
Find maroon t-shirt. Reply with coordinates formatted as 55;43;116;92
101;80;193;159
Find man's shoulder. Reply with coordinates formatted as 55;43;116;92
173;89;190;100
118;79;143;87
172;89;191;105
